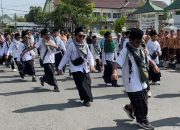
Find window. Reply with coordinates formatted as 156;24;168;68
113;13;121;19
176;11;180;15
93;12;100;17
103;13;111;19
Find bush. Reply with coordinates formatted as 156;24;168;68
99;29;112;36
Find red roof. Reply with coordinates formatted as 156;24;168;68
92;0;125;9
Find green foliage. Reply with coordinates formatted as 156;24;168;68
25;6;49;25
52;0;95;30
114;16;127;35
99;29;112;36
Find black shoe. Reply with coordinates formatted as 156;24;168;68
123;105;135;120
53;87;60;92
137;120;155;130
32;77;37;82
39;77;44;86
19;72;24;79
83;101;91;107
112;84;121;87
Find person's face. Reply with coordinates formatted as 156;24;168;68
131;39;143;48
92;38;97;44
151;35;158;41
159;31;164;36
15;36;21;41
6;35;11;41
22;35;29;43
165;31;169;36
106;34;112;42
170;31;174;36
76;32;86;43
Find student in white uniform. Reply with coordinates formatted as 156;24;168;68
58;27;95;107
1;33;16;71
6;33;22;72
52;29;66;73
112;28;159;130
102;31;120;87
147;30;161;85
37;29;60;92
89;36;101;72
17;31;36;82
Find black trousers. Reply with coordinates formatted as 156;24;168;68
176;48;180;63
95;59;101;72
0;55;15;69
22;60;35;76
149;65;161;82
55;52;63;71
43;63;58;87
127;89;148;122
103;60;117;84
14;58;22;72
72;71;93;102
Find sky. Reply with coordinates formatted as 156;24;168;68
1;0;171;17
1;0;46;17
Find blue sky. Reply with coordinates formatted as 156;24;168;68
1;0;171;17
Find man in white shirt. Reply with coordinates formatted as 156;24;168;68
147;30;161;85
52;29;66;73
37;29;60;92
6;33;21;72
17;31;36;82
1;33;16;71
58;27;95;107
112;28;159;130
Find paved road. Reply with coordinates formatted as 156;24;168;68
0;61;180;130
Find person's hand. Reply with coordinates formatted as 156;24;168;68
5;55;8;60
153;66;160;73
58;69;63;75
111;73;118;80
90;65;97;72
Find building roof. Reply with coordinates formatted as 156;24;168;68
9;22;40;27
165;0;180;11
92;0;125;9
133;0;164;14
0;14;15;23
152;1;168;9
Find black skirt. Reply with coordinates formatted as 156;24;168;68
72;71;93;102
23;60;35;76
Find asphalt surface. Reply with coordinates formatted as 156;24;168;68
0;61;180;130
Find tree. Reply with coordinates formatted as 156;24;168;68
51;0;95;31
114;16;127;35
25;6;49;25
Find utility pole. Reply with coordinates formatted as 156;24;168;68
1;0;3;16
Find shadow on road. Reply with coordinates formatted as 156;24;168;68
0;79;32;84
13;100;83;113
0;87;51;96
154;93;180;98
88;117;180;130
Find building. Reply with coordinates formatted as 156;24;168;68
43;0;167;30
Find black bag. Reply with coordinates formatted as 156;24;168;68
150;51;157;60
39;49;48;67
71;57;84;66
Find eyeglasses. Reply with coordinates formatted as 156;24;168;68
78;35;85;38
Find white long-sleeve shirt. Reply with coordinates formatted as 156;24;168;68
53;36;66;54
17;42;36;61
147;40;161;64
6;40;21;58
58;41;94;73
0;41;11;56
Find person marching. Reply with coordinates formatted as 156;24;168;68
37;29;60;92
6;33;22;72
58;27;95;107
147;30;162;85
52;29;66;73
17;31;36;82
89;35;102;72
112;28;159;130
1;33;16;71
102;31;120;87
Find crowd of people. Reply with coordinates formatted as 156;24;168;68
0;27;180;130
